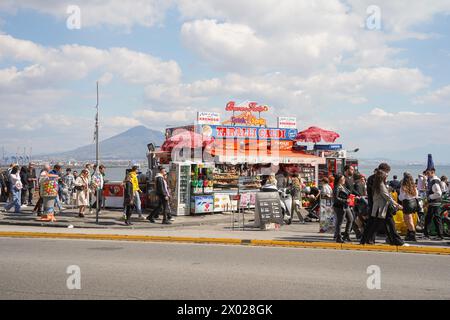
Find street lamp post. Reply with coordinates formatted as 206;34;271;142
95;82;100;224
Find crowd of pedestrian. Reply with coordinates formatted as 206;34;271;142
335;163;449;245
262;163;449;246
0;163;106;218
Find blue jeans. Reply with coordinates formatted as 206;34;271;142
4;187;21;213
134;191;142;215
54;195;62;210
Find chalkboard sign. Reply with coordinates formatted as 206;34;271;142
254;192;284;229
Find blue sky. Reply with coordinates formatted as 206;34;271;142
0;0;449;162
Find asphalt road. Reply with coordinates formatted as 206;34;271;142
0;238;449;300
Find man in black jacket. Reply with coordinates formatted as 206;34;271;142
148;167;171;225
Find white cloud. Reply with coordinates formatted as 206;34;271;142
316;107;450;159
0;35;181;88
134;109;193;123
0;34;183;153
106;116;142;128
414;85;450;106
178;0;450;75
144;67;430;116
98;72;114;85
0;0;174;29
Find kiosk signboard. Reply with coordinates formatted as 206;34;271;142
254;192;284;229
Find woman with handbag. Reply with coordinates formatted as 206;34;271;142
333;175;353;243
399;173;419;242
74;169;90;218
123;173;134;226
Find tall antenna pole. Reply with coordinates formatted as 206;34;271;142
95;81;100;224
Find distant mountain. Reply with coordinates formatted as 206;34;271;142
43;126;164;161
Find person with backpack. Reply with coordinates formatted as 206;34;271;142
423;168;444;240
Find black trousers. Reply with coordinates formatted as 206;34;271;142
361;215;404;245
361;216;379;244
21;188;28;205
28;187;34;204
424;206;443;237
125;205;132;221
385;213;404;246
33;197;43;213
151;197;169;222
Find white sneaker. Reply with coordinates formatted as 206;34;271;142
402;243;411;247
21;205;28;208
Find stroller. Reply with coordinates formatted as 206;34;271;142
305;194;320;221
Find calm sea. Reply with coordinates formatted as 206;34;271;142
358;164;450;180
68;167;147;182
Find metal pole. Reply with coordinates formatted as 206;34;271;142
95;82;100;224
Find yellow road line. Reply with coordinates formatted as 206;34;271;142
0;231;448;255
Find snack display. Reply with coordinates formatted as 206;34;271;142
40;179;58;198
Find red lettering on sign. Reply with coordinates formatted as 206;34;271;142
225;101;269;113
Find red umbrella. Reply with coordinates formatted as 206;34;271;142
161;131;214;151
295;126;340;143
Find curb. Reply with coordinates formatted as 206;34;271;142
0;217;235;230
0;231;448;256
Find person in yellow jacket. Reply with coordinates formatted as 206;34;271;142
130;166;144;219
